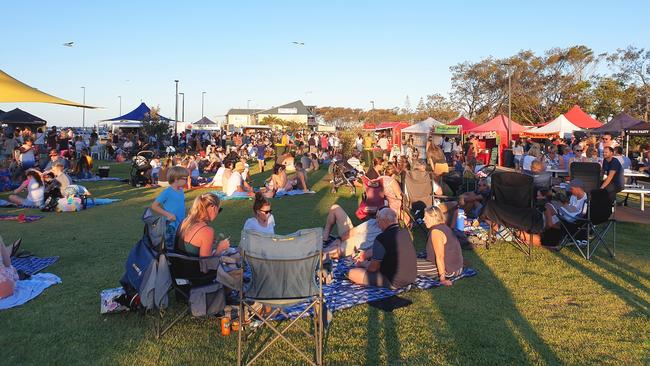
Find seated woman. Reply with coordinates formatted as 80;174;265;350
262;164;291;198
292;162;309;191
8;169;44;207
416;206;463;286
379;164;409;226
0;235;19;300
300;152;312;172
177;193;230;257
207;162;224;188
365;157;384;180
243;192;275;234
74;149;93;179
225;162;253;197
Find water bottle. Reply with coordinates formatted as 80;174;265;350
456;208;466;231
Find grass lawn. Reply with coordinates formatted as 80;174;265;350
1;161;648;365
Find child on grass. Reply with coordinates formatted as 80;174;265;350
151;166;189;248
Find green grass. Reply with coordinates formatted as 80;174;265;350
1;161;648;365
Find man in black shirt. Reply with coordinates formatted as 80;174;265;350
348;208;417;289
601;146;623;202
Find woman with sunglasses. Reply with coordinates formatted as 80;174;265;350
243;192;275;234
177;193;230;257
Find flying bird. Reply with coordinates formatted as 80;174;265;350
292;41;305;46
62;42;74;47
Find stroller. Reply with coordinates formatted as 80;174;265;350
129;150;154;187
356;176;385;220
331;159;363;194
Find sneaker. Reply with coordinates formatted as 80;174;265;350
576;240;588;248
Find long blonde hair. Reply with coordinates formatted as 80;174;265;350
180;193;221;234
424;205;446;227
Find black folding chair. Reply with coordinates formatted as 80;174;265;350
570;162;602;193
554;189;616;260
156;252;222;338
482;172;544;256
238;228;324;366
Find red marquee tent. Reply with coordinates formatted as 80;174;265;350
448;116;478;132
564;105;603;129
468;115;528;165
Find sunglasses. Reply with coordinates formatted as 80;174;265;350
259;209;272;215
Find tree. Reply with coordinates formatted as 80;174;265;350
607;46;650;120
141;106;171;145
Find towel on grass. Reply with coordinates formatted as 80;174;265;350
11;256;59;275
72;177;124;183
87;198;121;207
273;189;316;197
0;273;61;310
273;259;477;320
0;214;44;223
209;191;252;201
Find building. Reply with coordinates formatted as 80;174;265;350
225;100;316;128
225;108;262;127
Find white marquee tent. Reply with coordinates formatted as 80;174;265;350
524;114;582;138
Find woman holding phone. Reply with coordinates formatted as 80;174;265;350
177;193;230;257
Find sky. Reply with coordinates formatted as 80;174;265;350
2;0;649;127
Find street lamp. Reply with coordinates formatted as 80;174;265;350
174;80;179;139
247;99;251;109
179;92;185;122
201;91;206;117
118;95;122;116
81;86;86;128
370;100;375;125
500;63;513;147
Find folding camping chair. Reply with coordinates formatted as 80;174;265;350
481;172;544;256
570;162;602;193
357;175;385;220
156;252;223;338
555;189;616;260
402;170;435;232
238;228;324;366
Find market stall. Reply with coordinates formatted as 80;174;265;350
0;108;46;131
467;114;528;166
401;117;443;155
448;116;478;140
520;114;581;139
365;121;410;152
592;112;641;135
624;121;650;156
564;104;603;129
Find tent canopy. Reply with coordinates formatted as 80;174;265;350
564;105;603;129
401;117;443;134
372;121;410;131
448;116;478;131
102;102;172;122
626;121;650;136
522;114;581;137
468;114;527;134
0;108;47;126
193;116;218;125
593;112;641;134
0;69;97;108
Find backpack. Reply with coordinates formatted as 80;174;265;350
41;178;62;212
118;209;171;310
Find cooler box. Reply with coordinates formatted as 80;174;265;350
98;166;110;178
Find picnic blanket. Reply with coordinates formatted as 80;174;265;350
72;177;124;183
0;214;44;223
11;256;59;275
464;221;489;236
273;189;316;198
87;198;121;207
0;273;61;310
209;191;252;201
275;258;477;320
0;199;38;208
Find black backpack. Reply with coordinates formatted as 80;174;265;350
41;179;62;212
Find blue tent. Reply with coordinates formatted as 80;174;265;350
103;102;172;122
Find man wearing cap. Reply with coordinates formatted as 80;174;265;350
543;178;588;229
225;161;252;197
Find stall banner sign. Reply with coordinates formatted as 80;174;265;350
434;125;461;134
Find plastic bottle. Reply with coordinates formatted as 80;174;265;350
221;317;231;336
455;208;466;231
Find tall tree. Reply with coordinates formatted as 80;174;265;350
607;46;650;120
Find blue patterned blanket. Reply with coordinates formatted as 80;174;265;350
11;256;59;275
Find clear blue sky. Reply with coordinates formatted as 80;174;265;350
2;0;649;126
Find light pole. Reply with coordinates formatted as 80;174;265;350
179;92;185;122
500;63;513;147
118;95;122;116
201;91;206;117
247;99;251;109
174;80;179;138
370;100;375;125
81;86;86;128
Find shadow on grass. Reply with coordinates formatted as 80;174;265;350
428;253;564;365
557;252;650;315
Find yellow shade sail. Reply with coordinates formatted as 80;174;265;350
0;69;97;108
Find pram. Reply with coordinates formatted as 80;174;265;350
130;150;154;187
356;176;385;220
331;159;363;194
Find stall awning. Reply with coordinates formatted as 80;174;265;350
102;102;172;122
0;70;97;108
521;114;581;138
401;117;442;134
626;122;650;136
564;105;603;129
0;108;47;126
593;112;641;134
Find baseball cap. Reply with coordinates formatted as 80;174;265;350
569;178;585;189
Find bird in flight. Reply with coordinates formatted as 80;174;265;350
292;41;305;46
62;42;74;47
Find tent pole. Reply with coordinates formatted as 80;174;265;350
626;133;629;157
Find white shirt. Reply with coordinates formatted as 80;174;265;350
559;193;588;219
226;171;243;196
26;177;44;205
522;155;536;171
378;137;389;150
442;140;452;153
243;215;276;235
212;166;225;186
355;138;363;151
